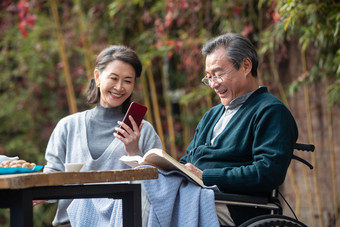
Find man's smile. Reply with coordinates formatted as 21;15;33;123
217;89;227;95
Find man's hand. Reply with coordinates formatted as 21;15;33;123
183;163;203;180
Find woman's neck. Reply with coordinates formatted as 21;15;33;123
91;104;124;121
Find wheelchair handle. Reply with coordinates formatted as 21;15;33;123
292;143;315;169
294;143;315;152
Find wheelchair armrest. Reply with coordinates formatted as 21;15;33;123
214;191;270;204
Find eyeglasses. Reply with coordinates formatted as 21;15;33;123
201;66;234;86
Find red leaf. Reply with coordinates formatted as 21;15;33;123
20;29;28;37
19;20;26;29
165;40;175;46
232;6;243;16
168;51;174;59
26;14;37;26
241;25;253;36
155;40;163;49
180;0;188;9
272;11;280;23
165;10;173;28
19;20;27;37
175;41;182;51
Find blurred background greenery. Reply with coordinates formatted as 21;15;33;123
0;0;339;226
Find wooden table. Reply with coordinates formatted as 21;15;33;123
0;167;158;227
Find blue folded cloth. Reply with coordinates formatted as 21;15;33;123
143;169;219;227
67;168;219;227
68;197;122;227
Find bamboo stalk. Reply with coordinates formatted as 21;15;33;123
301;157;315;227
304;85;323;227
50;0;77;114
325;76;339;227
161;56;177;158
146;60;165;148
301;50;323;227
300;50;316;227
180;102;191;149
140;69;153;125
74;0;93;80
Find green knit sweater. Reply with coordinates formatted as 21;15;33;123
180;87;298;194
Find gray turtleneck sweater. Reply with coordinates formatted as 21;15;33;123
44;104;162;226
86;104;124;159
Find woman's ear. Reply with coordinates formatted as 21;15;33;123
242;58;252;75
94;69;100;86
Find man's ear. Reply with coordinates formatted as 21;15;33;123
242;58;252;75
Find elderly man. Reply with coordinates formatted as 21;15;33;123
65;33;298;227
180;33;298;225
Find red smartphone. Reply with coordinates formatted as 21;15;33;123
117;101;148;137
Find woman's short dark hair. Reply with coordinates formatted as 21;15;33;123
86;45;142;112
202;33;258;77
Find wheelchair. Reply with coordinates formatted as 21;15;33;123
215;143;315;227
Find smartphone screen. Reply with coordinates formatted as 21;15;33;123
117;101;147;137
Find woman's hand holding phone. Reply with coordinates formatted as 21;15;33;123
113;102;147;156
114;115;144;156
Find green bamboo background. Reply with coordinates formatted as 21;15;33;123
0;0;339;226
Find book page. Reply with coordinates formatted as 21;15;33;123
142;153;179;171
120;149;204;187
119;155;144;168
143;149;204;187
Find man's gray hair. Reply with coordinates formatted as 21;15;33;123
202;33;258;77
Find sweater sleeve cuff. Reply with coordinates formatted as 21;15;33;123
202;169;224;187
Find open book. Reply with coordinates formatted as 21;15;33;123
119;149;204;187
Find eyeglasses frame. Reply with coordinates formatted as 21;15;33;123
201;64;235;86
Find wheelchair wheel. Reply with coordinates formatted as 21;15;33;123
239;214;308;227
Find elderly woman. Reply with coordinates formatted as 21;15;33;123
40;45;162;227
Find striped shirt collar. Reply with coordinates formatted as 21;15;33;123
225;88;259;110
